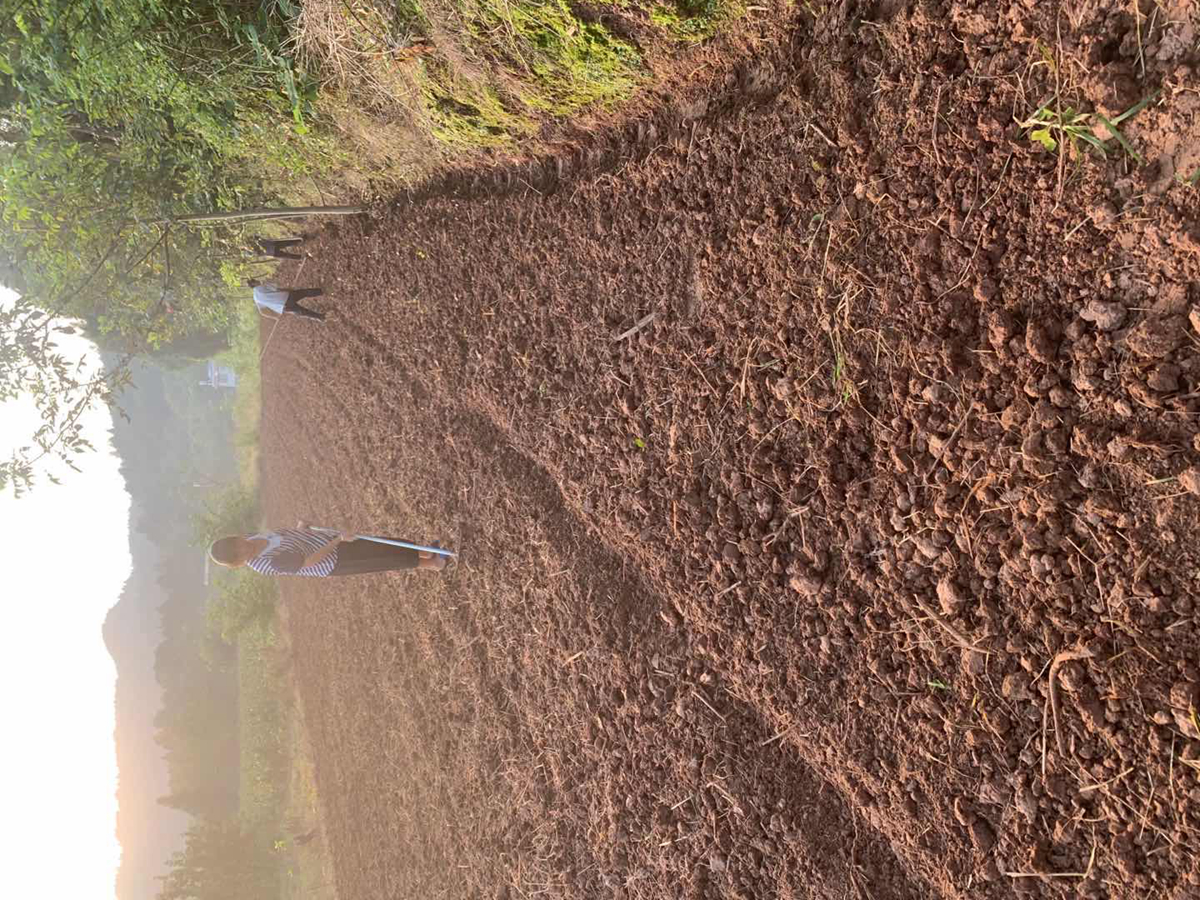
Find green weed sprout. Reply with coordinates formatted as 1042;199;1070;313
1018;91;1159;164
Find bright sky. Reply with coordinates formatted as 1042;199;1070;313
0;288;129;900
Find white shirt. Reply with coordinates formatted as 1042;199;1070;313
252;283;288;314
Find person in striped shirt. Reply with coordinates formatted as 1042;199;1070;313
208;525;447;577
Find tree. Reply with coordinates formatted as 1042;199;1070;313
0;0;351;494
158;818;276;900
0;295;131;495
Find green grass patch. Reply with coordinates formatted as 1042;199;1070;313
650;0;736;42
417;59;534;148
485;0;645;115
216;296;267;490
409;0;645;145
230;593;335;900
293;0;741;168
237;620;290;833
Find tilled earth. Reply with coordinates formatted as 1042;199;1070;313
262;2;1200;898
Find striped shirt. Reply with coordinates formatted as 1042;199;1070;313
246;528;338;577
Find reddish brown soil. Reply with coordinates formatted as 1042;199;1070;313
263;2;1200;898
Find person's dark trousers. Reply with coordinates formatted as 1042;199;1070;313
329;538;421;575
284;289;325;321
258;238;304;260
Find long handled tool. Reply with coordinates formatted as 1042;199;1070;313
309;525;457;558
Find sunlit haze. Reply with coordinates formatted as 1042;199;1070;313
0;288;130;900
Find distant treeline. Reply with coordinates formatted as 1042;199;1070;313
105;357;265;899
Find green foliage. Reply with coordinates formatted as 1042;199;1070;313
237;621;290;831
1021;104;1105;155
1019;91;1159;164
158;817;278;900
216;297;266;488
160;623;293;900
650;0;732;42
409;0;644;145
155;574;240;822
192;483;260;545
0;295;131;495
192;482;277;642
0;0;322;493
489;0;644;115
208;571;277;644
418;61;532;148
0;0;315;304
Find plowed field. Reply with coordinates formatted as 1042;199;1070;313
263;3;1200;898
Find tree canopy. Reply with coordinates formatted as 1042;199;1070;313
158;818;276;900
0;0;323;493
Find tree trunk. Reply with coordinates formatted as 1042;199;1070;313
166;205;367;225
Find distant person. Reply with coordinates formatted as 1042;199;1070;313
257;237;305;260
209;526;448;577
248;279;325;323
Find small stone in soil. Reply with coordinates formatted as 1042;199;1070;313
1088;201;1118;229
1178;467;1200;497
961;649;986;677
789;573;823;597
987;310;1016;350
937;576;967;614
1079;298;1126;331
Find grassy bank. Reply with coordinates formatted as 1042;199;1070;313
235;620;337;900
219;297;268;490
237;621;289;835
282;0;741;197
196;293;337;899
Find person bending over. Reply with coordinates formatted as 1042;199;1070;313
257;237;305;260
210;526;447;577
249;279;325;323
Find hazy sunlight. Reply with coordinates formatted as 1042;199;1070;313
0;289;130;900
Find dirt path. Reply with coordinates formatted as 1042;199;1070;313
263;3;1200;898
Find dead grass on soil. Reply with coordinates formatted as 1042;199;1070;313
291;0;737;193
280;695;339;900
237;615;338;900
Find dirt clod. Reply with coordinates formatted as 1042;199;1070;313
1080;299;1126;331
969;818;997;854
936;576;967;615
1126;315;1186;359
1147;364;1181;393
789;573;823;597
1025;320;1058;364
